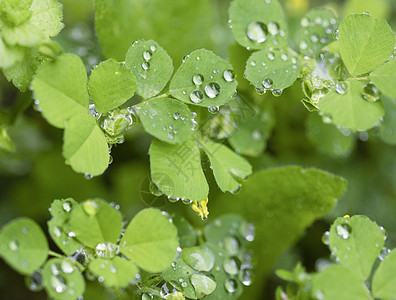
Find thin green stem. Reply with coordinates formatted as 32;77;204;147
48;250;64;258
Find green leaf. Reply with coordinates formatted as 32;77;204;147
1;22;45;47
0;218;48;275
318;80;384;131
379;97;396;145
94;0;213;64
213;166;347;299
370;57;396;98
32;54;89;128
229;0;288;50
68;198;122;248
344;0;391;19
120;208;179;272
125;40;173;99
88;256;138;288
228;112;273;157
139;97;194;144
338;14;395;76
329;215;384;280
200;138;252;193
169;49;237;107
298;9;338;57
0;125;16;152
3;48;45;92
311;265;371;300
149;138;208;201
29;0;64;37
306;112;354;157
62;113;109;176
372;250;396;298
0;0;32;26
88;58;137;113
42;258;85;300
48;199;83;256
0;37;24;68
245;47;301;91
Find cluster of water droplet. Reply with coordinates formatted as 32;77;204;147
244;18;285;48
299;15;338;55
95;242;119;258
47;259;78;296
98;107;138;144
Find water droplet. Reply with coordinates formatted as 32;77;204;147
262;78;273;89
322;231;330;245
239;268;252;286
193;74;204;85
362;82;381;102
181;281;188;288
223;70;235;82
68;231;76;238
149;180;163;196
61;260;74;274
230;184;240;194
311;34;319;43
250;61;256;67
336;82;348;94
168;132;174;139
84;173;93;180
301;17;309;27
150;45;156;52
182;246;215;272
9;240;18;251
224;278;238;293
143;50;152;61
247;21;268;43
239;221;255;241
205;82;221;98
280;53;288;61
190;90;204;103
379;226;388;240
110;265;117;274
223;236;239;256
208;106;220;114
63;201;72;212
336;223;351;239
95;242;120;258
223;257;239;275
82;199;99;216
267;52;275;60
26;271;43;292
379;248;391;261
299;41;308;50
53;226;62;238
190;272;217;298
272;89;283;97
267;22;280;35
50;275;66;293
141;61;149;70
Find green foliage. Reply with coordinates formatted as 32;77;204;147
370;57;396;98
338;14;394;76
276;215;396;300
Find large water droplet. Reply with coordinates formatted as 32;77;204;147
193;74;204;85
50;275;66;293
336;82;348;94
208;106;220;114
83;199;99;216
142;61;149;70
272;89;283;97
9;240;18;251
267;22;280;35
239;267;252;286
267;52;275;60
62;201;72;212
223;70;235;82
150;45;156;52
190;272;217;298
182;246;215;272
247;21;268;43
95;242;120;258
190;90;204;104
321;231;330;245
262;78;273;89
61;260;74;274
205;82;221;98
149;180;163;196
362;82;380;102
223;236;239;256
143;50;152;61
336;224;351;239
224;278;238;293
223;257;239;275
25;271;43;292
239;221;255;241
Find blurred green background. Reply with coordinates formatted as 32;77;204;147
0;0;395;299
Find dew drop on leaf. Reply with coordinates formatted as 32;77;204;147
362;82;381;102
9;240;18;251
239;268;252;286
208;106;220;114
190;272;217;297
272;89;283;97
82;199;99;216
239;221;255;241
336;82;348;95
246;21;268;43
205;82;221;98
224;278;238;293
267;52;275;61
262;78;273;89
62;201;72;212
192;74;204;85
267;22;280;35
190;90;204;103
150;45;156;52
321;230;330;245
223;70;235;82
336;223;351;239
25;271;43;292
61;260;74;274
223;236;239;256
143;50;152;61
301;17;309;27
50;275;66;293
223;257;239;275
141;61;150;70
379;247;391;261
